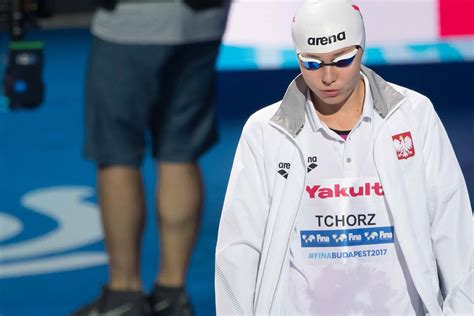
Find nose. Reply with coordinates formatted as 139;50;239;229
321;66;336;86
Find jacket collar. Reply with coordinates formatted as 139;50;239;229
270;65;405;137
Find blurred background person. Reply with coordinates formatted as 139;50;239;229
73;1;230;315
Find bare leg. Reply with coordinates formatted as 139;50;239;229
98;166;146;291
155;162;203;287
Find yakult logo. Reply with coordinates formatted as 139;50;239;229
306;182;384;199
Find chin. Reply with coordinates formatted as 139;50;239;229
318;94;347;105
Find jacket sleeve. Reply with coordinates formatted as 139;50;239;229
215;120;270;315
422;103;473;314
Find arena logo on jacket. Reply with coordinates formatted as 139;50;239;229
392;131;415;160
307;156;318;173
277;162;291;179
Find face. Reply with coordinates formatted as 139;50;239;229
298;46;363;107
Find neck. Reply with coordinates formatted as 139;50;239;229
312;76;365;131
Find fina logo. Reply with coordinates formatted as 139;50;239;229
308;31;346;46
0;186;107;279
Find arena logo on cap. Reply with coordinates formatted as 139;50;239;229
307;31;346;46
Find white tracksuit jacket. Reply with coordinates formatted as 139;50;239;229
215;66;473;315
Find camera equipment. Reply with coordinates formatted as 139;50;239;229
3;40;43;109
1;0;44;110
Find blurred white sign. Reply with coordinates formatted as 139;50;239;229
223;0;438;48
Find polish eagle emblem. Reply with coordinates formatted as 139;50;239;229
392;132;415;160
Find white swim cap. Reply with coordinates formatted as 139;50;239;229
292;0;365;54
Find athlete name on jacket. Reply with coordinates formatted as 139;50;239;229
314;213;376;227
306;182;384;199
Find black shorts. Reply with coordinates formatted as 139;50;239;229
83;36;220;166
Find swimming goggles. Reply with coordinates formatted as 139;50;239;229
298;46;360;70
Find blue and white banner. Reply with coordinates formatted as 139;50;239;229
300;226;394;248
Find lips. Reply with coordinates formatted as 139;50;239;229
321;90;340;97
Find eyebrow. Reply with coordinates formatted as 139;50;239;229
302;47;355;59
